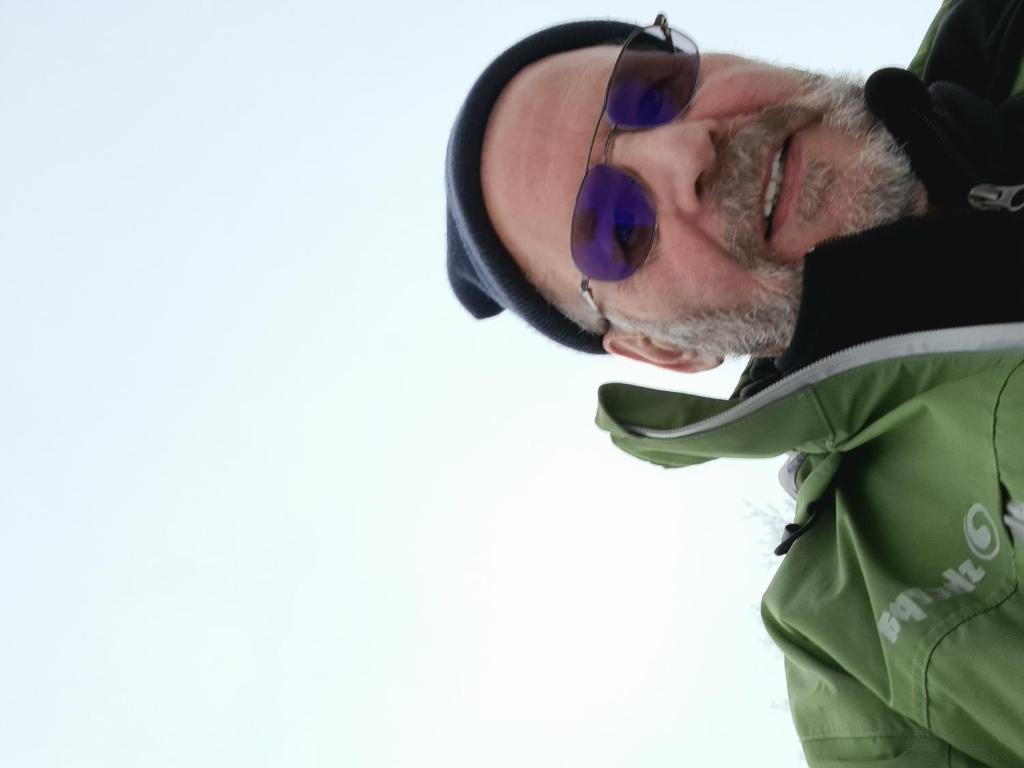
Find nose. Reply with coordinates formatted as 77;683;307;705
610;118;720;215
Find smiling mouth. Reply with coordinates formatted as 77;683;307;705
763;137;792;238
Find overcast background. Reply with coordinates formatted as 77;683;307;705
1;1;937;766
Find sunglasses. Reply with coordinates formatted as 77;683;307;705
570;14;700;317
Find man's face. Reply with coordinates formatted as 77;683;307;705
481;46;927;368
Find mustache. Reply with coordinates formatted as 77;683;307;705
703;74;871;267
707;105;813;266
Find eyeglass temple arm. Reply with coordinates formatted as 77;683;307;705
580;278;603;317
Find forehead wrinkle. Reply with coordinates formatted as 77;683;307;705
546;63;606;171
530;54;613;263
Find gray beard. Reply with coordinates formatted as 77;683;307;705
610;71;921;363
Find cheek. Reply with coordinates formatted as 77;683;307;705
796;125;902;237
619;230;766;320
689;62;809;121
800;124;867;173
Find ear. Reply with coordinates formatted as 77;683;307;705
602;329;723;373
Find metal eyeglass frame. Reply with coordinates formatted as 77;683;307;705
575;12;678;322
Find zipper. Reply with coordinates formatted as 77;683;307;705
917;106;1024;212
905;104;1024;212
621;323;1024;439
968;183;1024;212
914;108;1024;212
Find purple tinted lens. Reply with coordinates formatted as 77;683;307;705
571;165;656;282
606;27;699;127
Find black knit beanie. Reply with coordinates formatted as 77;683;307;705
445;19;637;354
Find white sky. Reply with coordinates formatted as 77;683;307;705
0;1;939;766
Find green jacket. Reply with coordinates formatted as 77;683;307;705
596;5;1024;766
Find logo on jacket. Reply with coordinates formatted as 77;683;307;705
964;503;1001;560
876;503;1000;645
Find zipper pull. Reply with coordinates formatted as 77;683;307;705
968;183;1024;212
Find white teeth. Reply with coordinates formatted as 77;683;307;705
764;147;785;221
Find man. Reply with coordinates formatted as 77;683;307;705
447;2;1024;765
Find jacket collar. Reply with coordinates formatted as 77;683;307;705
597;324;1024;467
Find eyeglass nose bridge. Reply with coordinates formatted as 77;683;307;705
600;124;618;164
